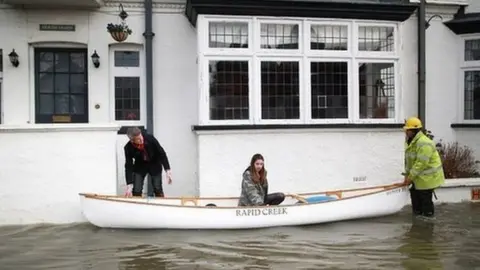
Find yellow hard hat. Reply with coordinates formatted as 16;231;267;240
403;117;423;130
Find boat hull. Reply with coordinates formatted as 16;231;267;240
79;184;409;230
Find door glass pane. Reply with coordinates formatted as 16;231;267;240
114;51;140;67
55;94;70;114
55;52;69;72
55;74;69;93
39;94;54;114
38;73;54;93
114;77;140;120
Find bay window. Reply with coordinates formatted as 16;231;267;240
198;16;400;125
461;37;480;121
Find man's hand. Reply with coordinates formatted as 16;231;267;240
166;170;173;185
125;184;133;197
404;176;412;186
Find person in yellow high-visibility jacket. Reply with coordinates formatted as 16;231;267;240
403;117;445;217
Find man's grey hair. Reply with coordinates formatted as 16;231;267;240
126;127;142;139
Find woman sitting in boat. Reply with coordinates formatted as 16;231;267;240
238;154;285;206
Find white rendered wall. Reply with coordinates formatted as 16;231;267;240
0;125;119;226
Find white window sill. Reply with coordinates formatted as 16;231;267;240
192;123;404;135
0;123;121;133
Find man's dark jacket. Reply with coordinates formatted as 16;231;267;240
124;132;171;185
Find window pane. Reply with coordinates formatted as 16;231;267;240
115;77;140;121
70;95;85;115
359;62;395;119
54;74;69;93
260;24;299;50
464;71;480;120
311;25;348;51
311;62;348;119
209;22;248;48
208;60;249;120
38;73;54;93
114;51;140;67
39;52;54;72
38;94;54;114
55;94;70;114
70;53;85;72
54;52;70;72
70;74;86;93
358;26;394;52
261;61;300;119
465;39;480;61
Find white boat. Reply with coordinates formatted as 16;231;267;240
79;183;409;230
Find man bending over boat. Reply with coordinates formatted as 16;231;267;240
403;117;445;218
238;154;285;206
124;127;173;197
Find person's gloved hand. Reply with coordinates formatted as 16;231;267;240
125;184;133;197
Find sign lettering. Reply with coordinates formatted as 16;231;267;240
236;207;288;217
386;188;402;196
39;24;76;32
353;176;367;182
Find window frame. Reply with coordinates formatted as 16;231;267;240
0;48;3;124
109;44;146;127
33;47;89;124
459;35;480;123
198;15;401;126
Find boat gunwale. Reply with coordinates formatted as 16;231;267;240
79;182;407;210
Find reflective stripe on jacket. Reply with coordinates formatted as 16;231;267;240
405;131;445;190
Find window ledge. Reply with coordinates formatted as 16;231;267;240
192;123;404;133
451;123;480;128
0;123;121;133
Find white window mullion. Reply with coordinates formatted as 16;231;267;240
394;60;402;122
198;55;207;125
303;58;311;124
253;56;261;124
351;22;359;123
302;19;310;124
249;58;256;124
350;58;359;123
252;17;261;124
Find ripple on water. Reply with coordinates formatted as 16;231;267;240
0;203;479;270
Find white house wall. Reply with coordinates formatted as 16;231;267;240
0;4;199;201
424;5;480;161
197;129;405;197
466;0;480;12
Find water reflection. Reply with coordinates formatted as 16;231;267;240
117;245;168;270
399;218;443;270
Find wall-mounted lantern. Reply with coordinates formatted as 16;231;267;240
91;50;100;68
8;49;19;67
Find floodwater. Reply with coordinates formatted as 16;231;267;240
1;203;479;270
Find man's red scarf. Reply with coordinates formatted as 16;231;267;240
133;143;149;161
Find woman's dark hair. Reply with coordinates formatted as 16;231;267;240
246;153;267;184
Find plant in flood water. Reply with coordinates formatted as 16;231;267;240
425;130;480;179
